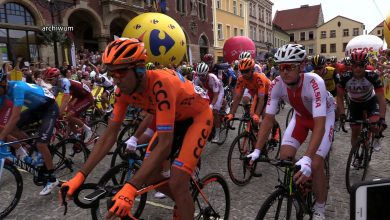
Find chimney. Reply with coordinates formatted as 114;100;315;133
300;5;309;8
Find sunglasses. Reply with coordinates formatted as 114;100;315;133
108;68;130;79
240;69;252;74
279;63;299;71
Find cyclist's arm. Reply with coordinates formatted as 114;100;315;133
0;106;22;140
229;89;243;114
254;95;265;116
129;131;173;189
133;113;154;139
376;92;386;119
211;92;218;106
59;94;71;115
336;86;345;115
80;120;122;175
254;113;275;150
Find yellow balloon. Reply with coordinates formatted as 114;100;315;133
122;13;187;66
385;12;390;47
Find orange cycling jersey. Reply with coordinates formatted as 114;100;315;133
235;72;270;97
112;69;210;132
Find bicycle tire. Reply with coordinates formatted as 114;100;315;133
345;142;368;193
90;162;147;220
110;142;127;168
227;132;256;186
52;138;89;180
216;123;229;146
117;122;139;145
237;120;248;136
0;163;23;219
285;108;294;128
193;173;230;220
255;188;303;220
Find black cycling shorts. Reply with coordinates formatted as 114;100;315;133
349;96;380;124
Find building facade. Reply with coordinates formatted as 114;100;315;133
165;0;214;64
272;24;289;49
273;4;324;56
248;0;273;58
316;16;364;59
369;22;384;40
213;0;248;62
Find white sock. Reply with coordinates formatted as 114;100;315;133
314;202;325;214
215;128;220;134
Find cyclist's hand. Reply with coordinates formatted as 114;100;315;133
252;114;260;124
224;113;234;122
125;136;138;152
59;172;85;201
107;183;137;218
246;149;261;164
294;156;312;184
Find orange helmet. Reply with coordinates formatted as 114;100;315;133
102;38;148;66
238;58;255;71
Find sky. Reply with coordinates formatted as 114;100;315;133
271;0;390;33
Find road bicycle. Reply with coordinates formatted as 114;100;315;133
0;136;87;218
61;146;231;220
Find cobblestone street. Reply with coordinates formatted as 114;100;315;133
4;105;390;220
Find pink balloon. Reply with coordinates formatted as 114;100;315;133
223;36;256;63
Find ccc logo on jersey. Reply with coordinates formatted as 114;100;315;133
149;29;175;56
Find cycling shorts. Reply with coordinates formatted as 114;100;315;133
349;96;380;127
16;100;59;143
282;111;335;159
0;99;13;128
68;96;94;117
145;108;213;175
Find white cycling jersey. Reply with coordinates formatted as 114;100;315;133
193;73;224;110
95;74;113;89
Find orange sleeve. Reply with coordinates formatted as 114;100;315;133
235;76;244;94
153;76;176;133
110;87;128;123
256;74;266;96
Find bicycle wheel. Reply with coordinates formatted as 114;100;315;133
227;132;256;186
345;142;369;193
237;120;248;136
255;188;303;220
285;108;294;128
216;123;229;146
117;122;139;145
52;138;89;181
193;173;230;220
91;162;147;220
265;122;281;159
110;142;127;168
0;163;23;219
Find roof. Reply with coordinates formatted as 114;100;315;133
369;21;384;34
318;15;364;28
273;4;322;31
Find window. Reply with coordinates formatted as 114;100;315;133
309;31;314;40
260;7;264;21
239;3;243;16
258;5;261;20
198;0;207;20
309;48;314;54
266;11;271;24
343;42;348;52
249;3;252;16
176;0;185;13
353;28;359;36
321;44;326;53
226;25;231;38
234;28;238;36
0;3;35;25
377;30;381;35
330;43;336;53
330;30;336;38
300;32;305;41
250;25;255;40
233;1;237;15
252;3;256;17
216;0;221;9
289;33;294;42
259;29;264;42
343;29;349;37
217;24;223;39
240;29;244;36
321;31;326;39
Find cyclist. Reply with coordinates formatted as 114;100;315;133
60;38;213;219
247;44;336;220
337;50;387;152
311;54;338;97
194;62;224;143
226;58;270;126
328;56;337;68
0;72;59;196
239;51;262;73
44;68;94;143
90;70;115;113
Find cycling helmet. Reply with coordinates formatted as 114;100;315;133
343;56;352;65
238;58;255;71
330;56;337;63
312;55;326;68
102;38;147;66
350;50;368;64
44;67;60;79
238;51;252;60
274;44;306;63
145;62;155;70
196;62;209;76
202;54;214;63
89;71;96;80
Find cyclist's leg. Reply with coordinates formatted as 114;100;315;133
170;108;213;219
280;114;309;160
349;101;363;147
68;97;93;135
101;90;109;110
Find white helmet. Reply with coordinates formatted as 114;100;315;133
196;62;209;76
274;44;306;63
239;51;252;60
89;71;96;80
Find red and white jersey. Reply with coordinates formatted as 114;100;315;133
194;73;223;94
266;73;335;119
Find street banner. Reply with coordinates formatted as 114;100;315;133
384;76;390;101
